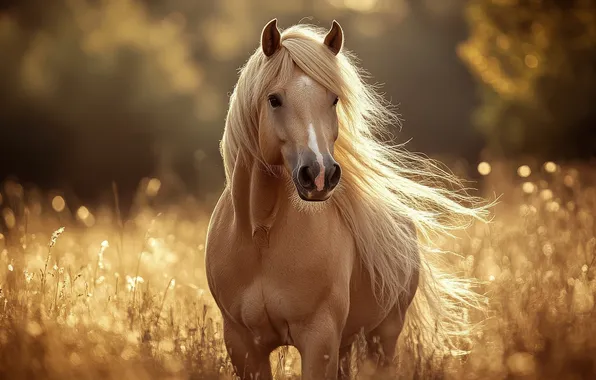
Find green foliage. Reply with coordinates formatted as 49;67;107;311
0;0;225;203
458;0;596;158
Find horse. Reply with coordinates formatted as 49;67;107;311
205;19;490;380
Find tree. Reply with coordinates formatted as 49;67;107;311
458;0;596;160
0;0;221;213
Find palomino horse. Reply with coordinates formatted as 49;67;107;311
205;19;489;380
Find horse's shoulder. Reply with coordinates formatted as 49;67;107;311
206;187;235;248
209;185;233;219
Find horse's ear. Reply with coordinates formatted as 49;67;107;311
261;18;281;57
323;20;344;55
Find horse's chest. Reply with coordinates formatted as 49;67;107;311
206;211;354;343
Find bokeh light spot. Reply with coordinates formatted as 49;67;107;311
76;207;95;227
497;35;510;50
564;175;575;187
26;321;43;337
477;162;491;176
70;352;82;366
146;178;161;197
77;206;90;220
540;189;553;201
2;208;16;229
544;162;557;173
507;352;536;377
524;54;538;68
517;165;531;178
522;182;535;194
52;196;66;212
546;201;560;212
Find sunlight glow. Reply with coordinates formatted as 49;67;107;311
343;0;378;12
0;1;594;376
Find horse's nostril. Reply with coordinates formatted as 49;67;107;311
328;163;342;188
297;165;315;190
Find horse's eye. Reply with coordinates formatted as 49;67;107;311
333;97;339;106
268;94;282;108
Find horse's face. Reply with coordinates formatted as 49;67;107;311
259;66;341;202
257;19;345;202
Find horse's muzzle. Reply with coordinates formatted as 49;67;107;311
293;154;341;201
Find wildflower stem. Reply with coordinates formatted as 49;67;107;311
93;254;99;291
112;182;124;272
54;270;60;312
156;277;174;329
42;246;51;297
131;249;144;311
587;245;596;277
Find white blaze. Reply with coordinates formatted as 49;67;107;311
307;124;326;191
300;75;313;86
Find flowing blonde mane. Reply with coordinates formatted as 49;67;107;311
221;23;492;354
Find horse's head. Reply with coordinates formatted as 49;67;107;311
258;19;344;202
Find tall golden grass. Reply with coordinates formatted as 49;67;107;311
0;161;594;379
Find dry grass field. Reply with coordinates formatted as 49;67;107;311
0;161;595;380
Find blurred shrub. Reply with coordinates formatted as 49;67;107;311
458;0;596;160
0;0;224;212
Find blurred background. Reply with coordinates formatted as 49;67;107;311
0;0;595;214
0;2;595;378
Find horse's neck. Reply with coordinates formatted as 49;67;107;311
231;157;284;248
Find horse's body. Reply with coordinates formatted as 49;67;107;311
206;162;418;379
206;19;488;380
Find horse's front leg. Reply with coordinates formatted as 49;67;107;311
293;310;346;380
366;267;419;376
223;318;273;380
338;344;353;380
